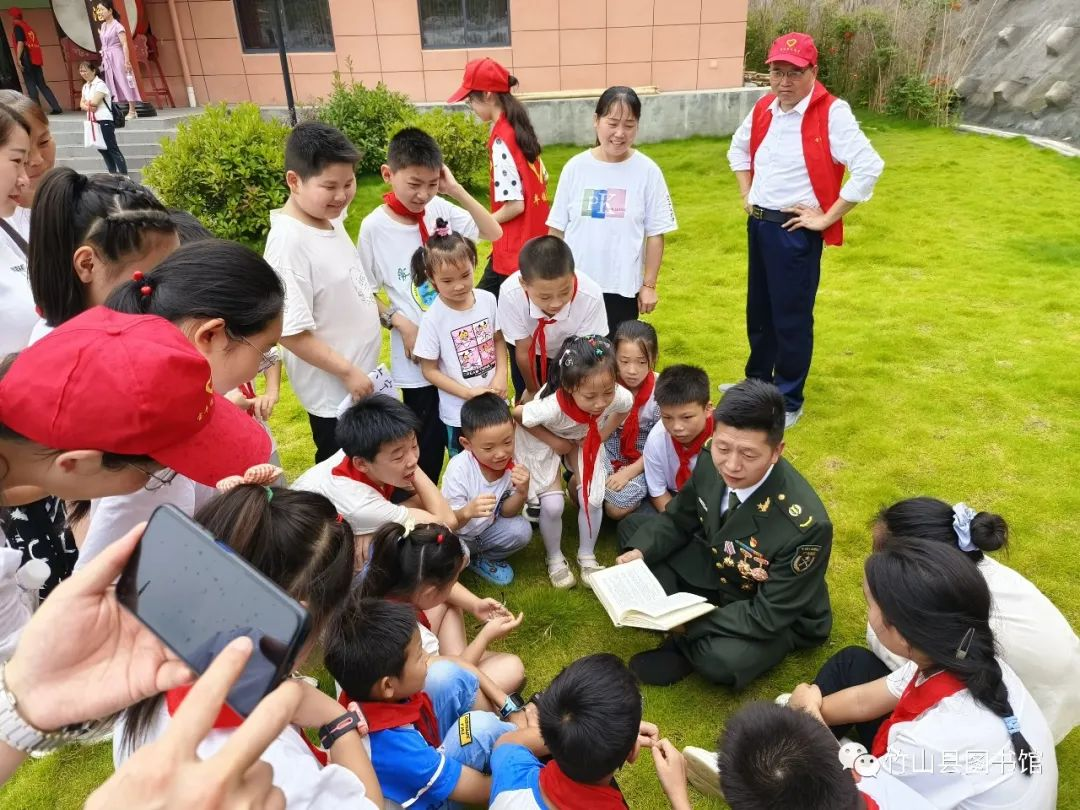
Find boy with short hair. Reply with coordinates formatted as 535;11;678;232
264;122;380;463
292;394;457;560
644;364;714;513
496;235;608;397
441;393;532;585
325;596;523;810
681;701;933;809
488;653;691;809
359;127;502;484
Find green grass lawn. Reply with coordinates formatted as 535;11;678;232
3;114;1079;809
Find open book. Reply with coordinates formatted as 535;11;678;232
589;559;715;631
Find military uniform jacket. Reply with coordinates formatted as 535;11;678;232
627;451;832;646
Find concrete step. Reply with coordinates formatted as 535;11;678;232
60;153;153;173
56;142;166;160
52;129;175;147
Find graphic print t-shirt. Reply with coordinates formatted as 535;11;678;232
546;150;677;297
414;290;500;427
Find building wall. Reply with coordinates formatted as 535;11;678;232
3;0;749;108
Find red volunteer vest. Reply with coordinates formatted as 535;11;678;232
12;21;43;66
749;82;845;246
489;115;549;276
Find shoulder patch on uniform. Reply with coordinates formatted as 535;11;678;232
792;544;822;574
778;500;820;532
458;713;473;746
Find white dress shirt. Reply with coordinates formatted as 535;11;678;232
727;86;884;210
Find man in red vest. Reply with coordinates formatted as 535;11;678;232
727;33;883;428
8;8;63;115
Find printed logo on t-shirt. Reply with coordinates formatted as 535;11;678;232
580;188;627;219
349;263;375;303
453;318;496;379
9;262;26;277
398;266;437;311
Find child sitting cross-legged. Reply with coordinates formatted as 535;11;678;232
293;393;458;565
441;392;533;585
326;595;529;810
489;653;692;809
360;521;525;694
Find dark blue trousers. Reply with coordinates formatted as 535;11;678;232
744;217;823;412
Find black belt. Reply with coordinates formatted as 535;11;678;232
749;206;794;223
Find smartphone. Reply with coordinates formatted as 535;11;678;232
117;504;312;717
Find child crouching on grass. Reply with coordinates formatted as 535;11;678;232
441;393;532;585
327;596;528;810
514;335;631;590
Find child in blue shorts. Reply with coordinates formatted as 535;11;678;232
326;596;526;808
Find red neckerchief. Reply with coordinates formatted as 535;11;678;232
166;684;328;766
339;689;441;748
471;451;514;480
616;373;655;468
331;455;394;500
673;415;714;489
239;381;256;418
526;275;578;389
862;794;880;810
538;761;627;809
871;669;966;757
383;192;429;243
556;388;601;531
389;598;432;630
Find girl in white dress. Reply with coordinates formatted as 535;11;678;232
868;497;1080;744
514;335;631;589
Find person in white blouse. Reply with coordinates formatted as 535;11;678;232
868;497;1080;744
726;32;884;429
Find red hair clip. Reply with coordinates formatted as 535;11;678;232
336;514;344;524
436;533;445;544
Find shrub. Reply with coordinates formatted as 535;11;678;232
306;74;413;176
141;103;289;251
399;107;490;189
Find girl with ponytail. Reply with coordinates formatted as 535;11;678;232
868;497;1080;743
447;58;549;300
789;538;1058;808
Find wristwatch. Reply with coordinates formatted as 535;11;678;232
318;703;368;750
499;692;526;721
379;304;399;330
0;662;118;753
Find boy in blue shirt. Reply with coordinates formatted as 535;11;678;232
489;654;691;809
325;596;523;809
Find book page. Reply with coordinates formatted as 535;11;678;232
634;591;708;619
589;559;669;618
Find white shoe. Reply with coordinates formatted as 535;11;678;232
683;745;722;798
717;382;737;393
784;407;804;429
775;692;792;706
577;558;606;590
547;558;576;589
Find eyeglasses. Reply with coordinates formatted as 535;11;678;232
227;329;279;374
126;462;178;492
769;67;812;82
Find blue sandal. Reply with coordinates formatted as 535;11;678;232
469;556;514;586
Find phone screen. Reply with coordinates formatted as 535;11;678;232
118;504;312;717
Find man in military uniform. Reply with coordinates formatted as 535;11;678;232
615;379;832;688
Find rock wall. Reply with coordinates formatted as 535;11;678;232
956;2;1079;143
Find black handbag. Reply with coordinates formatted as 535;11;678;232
112;102;126;128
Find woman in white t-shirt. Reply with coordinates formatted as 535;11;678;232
790;538;1058;810
868;497;1080;744
77;61;128;175
547;86;677;337
0;104;31;356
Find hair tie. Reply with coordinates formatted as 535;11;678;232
215;463;284;492
335;514;344;524
265;486;274;502
954;626;975;660
435;533;445;544
952;502;978;552
560;348;574;367
433;223;451;238
1003;715;1021;735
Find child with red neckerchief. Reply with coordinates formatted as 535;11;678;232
489;653;692;810
326;596;525;810
513;335;631;590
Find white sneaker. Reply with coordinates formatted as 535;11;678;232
683;745;722;798
775;692;792;706
547;558;576;589
577;558;606;590
717;382;737;393
784;407;804;429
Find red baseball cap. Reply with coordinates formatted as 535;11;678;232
766;32;818;68
447;58;512;103
0;307;270;487
7;8;23;19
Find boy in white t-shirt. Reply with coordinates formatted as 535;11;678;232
292;394;458;567
264;122;381;463
441;394;531;585
496;236;608;397
358;127;502;484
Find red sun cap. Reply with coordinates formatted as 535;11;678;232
0;307;270;487
447;58;511;103
766;32;818;69
7;8;23;18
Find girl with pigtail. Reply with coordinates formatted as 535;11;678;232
359;521;524;696
788;537;1057;808
513;334;632;589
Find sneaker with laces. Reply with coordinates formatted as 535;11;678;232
784;407;804;429
547;558;576;589
683;745;722;798
468;557;514;586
